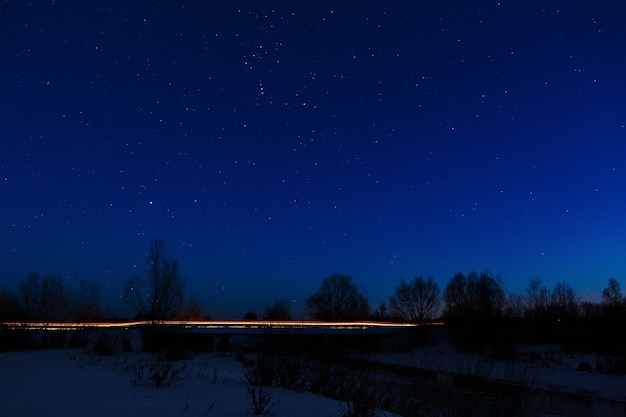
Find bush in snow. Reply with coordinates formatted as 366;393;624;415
130;357;186;389
246;383;277;415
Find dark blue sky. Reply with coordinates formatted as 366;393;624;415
2;1;625;318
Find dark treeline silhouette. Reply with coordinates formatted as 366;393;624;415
438;273;626;356
0;272;109;351
302;271;625;356
263;299;293;320
441;271;507;352
0;286;22;322
0;273;106;323
2;266;624;328
2;237;625;356
302;271;625;323
175;295;205;321
0;239;200;326
2;265;624;329
444;271;505;322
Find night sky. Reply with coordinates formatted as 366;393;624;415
2;1;625;319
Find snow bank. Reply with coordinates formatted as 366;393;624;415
0;349;346;417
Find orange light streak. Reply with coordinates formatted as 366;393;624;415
1;320;443;331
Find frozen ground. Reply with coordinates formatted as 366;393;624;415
0;349;362;417
369;343;626;403
1;344;624;417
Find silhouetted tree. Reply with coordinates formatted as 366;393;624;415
263;299;292;320
524;277;550;319
175;296;204;320
124;239;185;322
549;281;579;319
306;273;370;321
0;286;22;322
443;271;505;352
19;273;72;322
443;272;468;318
504;292;526;318
243;310;258;320
601;278;624;317
19;272;41;321
444;271;505;321
71;279;104;322
372;302;388;321
389;276;440;323
40;275;73;321
475;271;505;318
579;300;602;319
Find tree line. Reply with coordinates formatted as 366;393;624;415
0;239;204;323
304;271;625;323
2;239;625;325
0;272;105;322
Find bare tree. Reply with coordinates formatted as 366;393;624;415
372;302;388;321
389;276;440;323
19;273;72;322
443;272;469;318
175;295;204;320
504;292;526;318
579;300;602;319
72;279;104;322
40;275;73;321
473;271;505;319
243;311;258;320
19;272;41;321
306;273;370;321
602;278;623;306
525;277;550;318
124;239;184;322
601;278;624;316
0;286;22;322
549;281;579;319
263;299;292;320
444;271;505;320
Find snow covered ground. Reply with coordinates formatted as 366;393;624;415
365;342;626;417
0;349;354;417
369;344;626;403
1;343;624;417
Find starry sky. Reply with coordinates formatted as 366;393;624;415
2;1;625;319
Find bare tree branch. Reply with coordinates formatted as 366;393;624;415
123;239;184;322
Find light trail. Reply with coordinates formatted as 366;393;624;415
1;320;444;332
